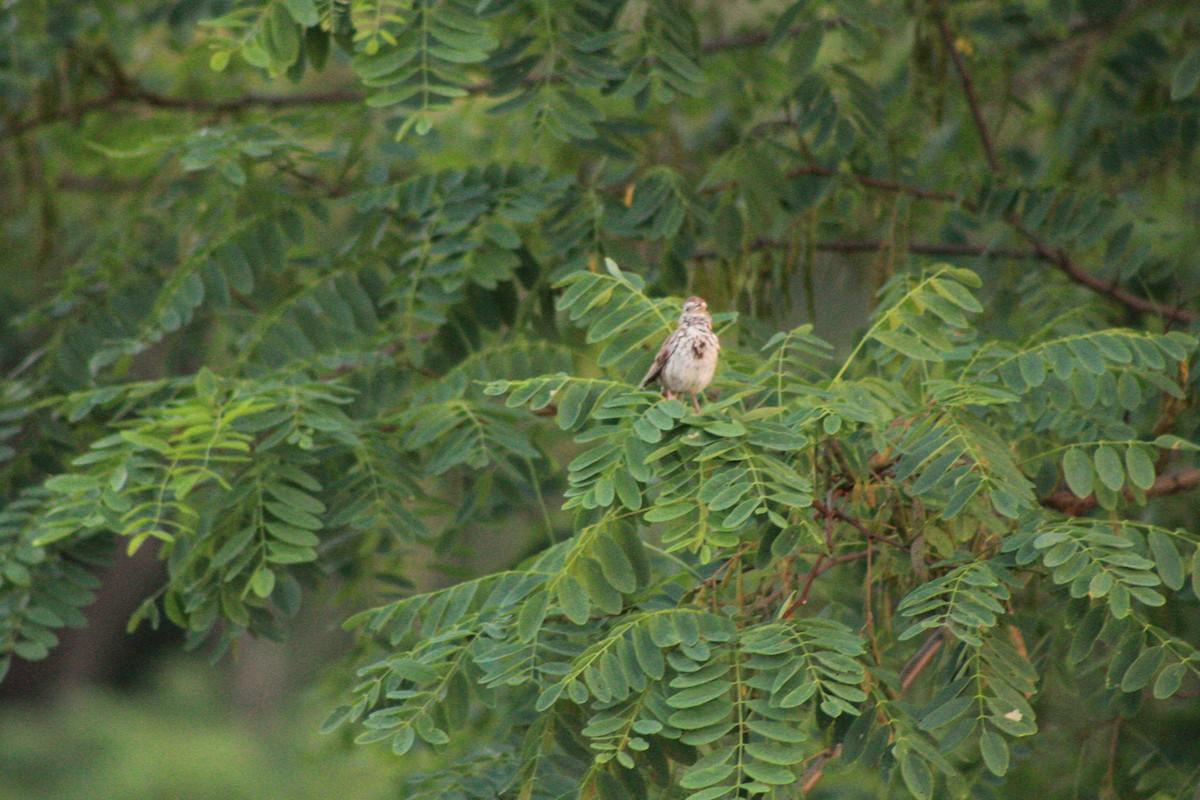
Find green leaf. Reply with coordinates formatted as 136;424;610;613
265;501;322;530
679;755;735;789
1171;46;1200;100
1062;449;1093;498
1154;434;1200;452
899;749;933;800
517;590;550;641
13;640;49;660
557;574;591;624
266;482;327;514
1092;446;1124;492
1124;446;1156;492
1120;646;1164;692
1017;352;1046;388
979;729;1009;777
282;0;319;26
1147;530;1184;591
211;525;256;568
1193;546;1200;601
920;696;973;731
632;626;666;680
875;330;942;361
251;567;276;598
1153;663;1186;699
702;419;746;437
265;522;320;547
391;727;416;755
44;473;99;494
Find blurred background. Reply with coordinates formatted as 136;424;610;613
0;552;398;800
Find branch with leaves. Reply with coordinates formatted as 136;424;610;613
2;2;1200;799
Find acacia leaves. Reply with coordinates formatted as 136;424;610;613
1007;521;1175;616
7;0;1200;797
859;266;983;368
555;264;680;373
6;246;1198;799
338;260;1199;798
898;560;1011;648
0;490;101;679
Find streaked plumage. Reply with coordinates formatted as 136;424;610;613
640;296;720;412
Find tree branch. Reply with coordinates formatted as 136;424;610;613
932;2;999;172
781;549;873;618
778;164;1199;325
3;82;364;140
1040;466;1200;516
692;236;1037;263
798;745;842;794
5;20;815;141
129;85;363;112
1007;219;1199;325
785;164;958;203
900;628;946;693
810;499;909;551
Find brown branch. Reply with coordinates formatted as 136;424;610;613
6;19;815;141
128;85;363;112
932;2;999;172
4;88;121;139
814;239;1031;259
783;164;958;203
1040;466;1200;516
1008;219;1199;325
3;82;364;140
692;236;1036;263
810;499;909;551
790;555;827;613
900;628;946;693
782;549;873;618
769;164;1200;325
798;744;842;795
701;30;772;52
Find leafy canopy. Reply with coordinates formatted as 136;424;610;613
2;1;1200;798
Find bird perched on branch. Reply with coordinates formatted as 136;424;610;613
640;296;719;413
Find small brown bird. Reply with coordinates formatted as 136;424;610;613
640;296;720;413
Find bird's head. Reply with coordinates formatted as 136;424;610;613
681;296;708;315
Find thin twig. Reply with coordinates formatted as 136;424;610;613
782;549;873;618
798;744;842;795
791;555;828;613
784;163;958;203
769;164;1199;325
3;83;363;139
691;237;1036;263
932;1;999;172
899;628;946;693
1008;218;1199;325
6;21;815;141
810;499;909;551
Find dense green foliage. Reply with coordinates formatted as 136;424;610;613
3;1;1200;797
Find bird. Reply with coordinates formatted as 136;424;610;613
639;296;720;413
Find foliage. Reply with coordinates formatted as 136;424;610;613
3;1;1200;798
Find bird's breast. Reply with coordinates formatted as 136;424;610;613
661;331;719;394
